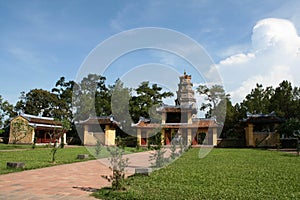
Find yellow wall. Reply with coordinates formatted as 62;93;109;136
9;116;34;144
105;125;115;146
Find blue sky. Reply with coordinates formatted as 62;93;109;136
1;0;300;105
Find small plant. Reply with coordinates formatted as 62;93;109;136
150;146;167;168
102;147;129;190
136;143;140;151
50;119;70;163
116;136;125;149
32;137;37;149
95;140;102;157
179;138;185;155
50;139;61;163
170;140;178;160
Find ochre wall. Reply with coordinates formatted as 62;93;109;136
9;116;34;144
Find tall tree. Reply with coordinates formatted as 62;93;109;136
0;95;15;132
240;84;274;115
72;74;111;121
130;82;173;123
51;77;75;121
269;80;297;118
196;84;228;120
15;89;59;117
110;79;133;134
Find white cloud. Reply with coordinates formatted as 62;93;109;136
217;18;300;103
220;53;255;65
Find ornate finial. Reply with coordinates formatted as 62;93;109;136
184;69;186;75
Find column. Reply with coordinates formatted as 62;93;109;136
245;123;254;147
187;112;192;124
161;112;166;124
212;127;218;146
83;124;88;145
187;129;192;145
161;129;165;145
137;128;142;146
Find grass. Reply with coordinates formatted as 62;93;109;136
0;146;95;174
0;144;144;175
93;148;300;200
0;143;48;150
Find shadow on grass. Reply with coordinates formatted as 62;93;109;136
72;186;99;192
280;153;299;157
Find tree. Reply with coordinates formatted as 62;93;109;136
51;77;75;121
0;95;16;132
240;84;274;115
15;89;59;117
130;82;173;123
269;80;298;119
196;84;228;121
73;74;111;121
278;118;300;139
110;79;133;135
50;119;71;163
102;147;129;190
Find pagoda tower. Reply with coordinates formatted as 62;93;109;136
175;71;197;109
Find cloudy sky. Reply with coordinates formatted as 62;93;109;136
1;0;300;105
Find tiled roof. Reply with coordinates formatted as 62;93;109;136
78;116;119;125
20;114;62;126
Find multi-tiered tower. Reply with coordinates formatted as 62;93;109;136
175;71;197;109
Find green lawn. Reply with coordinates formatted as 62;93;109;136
0;146;95;174
0;143;48;150
94;148;300;200
0;144;143;175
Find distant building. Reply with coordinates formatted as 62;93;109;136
243;112;285;147
133;72;220;146
9;114;66;145
78;116;118;146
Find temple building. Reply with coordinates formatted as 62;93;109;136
133;72;220;146
9;114;66;145
79;116;118;146
243;112;284;147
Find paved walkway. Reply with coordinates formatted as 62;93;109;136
0;151;155;200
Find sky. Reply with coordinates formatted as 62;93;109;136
1;0;300;106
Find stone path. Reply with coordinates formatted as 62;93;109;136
0;151;154;200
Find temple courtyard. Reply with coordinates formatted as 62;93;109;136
0;147;299;199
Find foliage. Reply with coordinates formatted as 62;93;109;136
147;131;163;148
269;80;300;118
51;77;75;121
293;131;300;156
110;79;134;135
49;119;71;163
240;84;274;115
95;140;102;157
15;89;60;117
278;118;300;156
102;147;129;191
130;81;173;123
196;84;228;121
222;80;300;139
170;141;178;160
149;146;167;168
278;118;300;138
93;148;300;200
